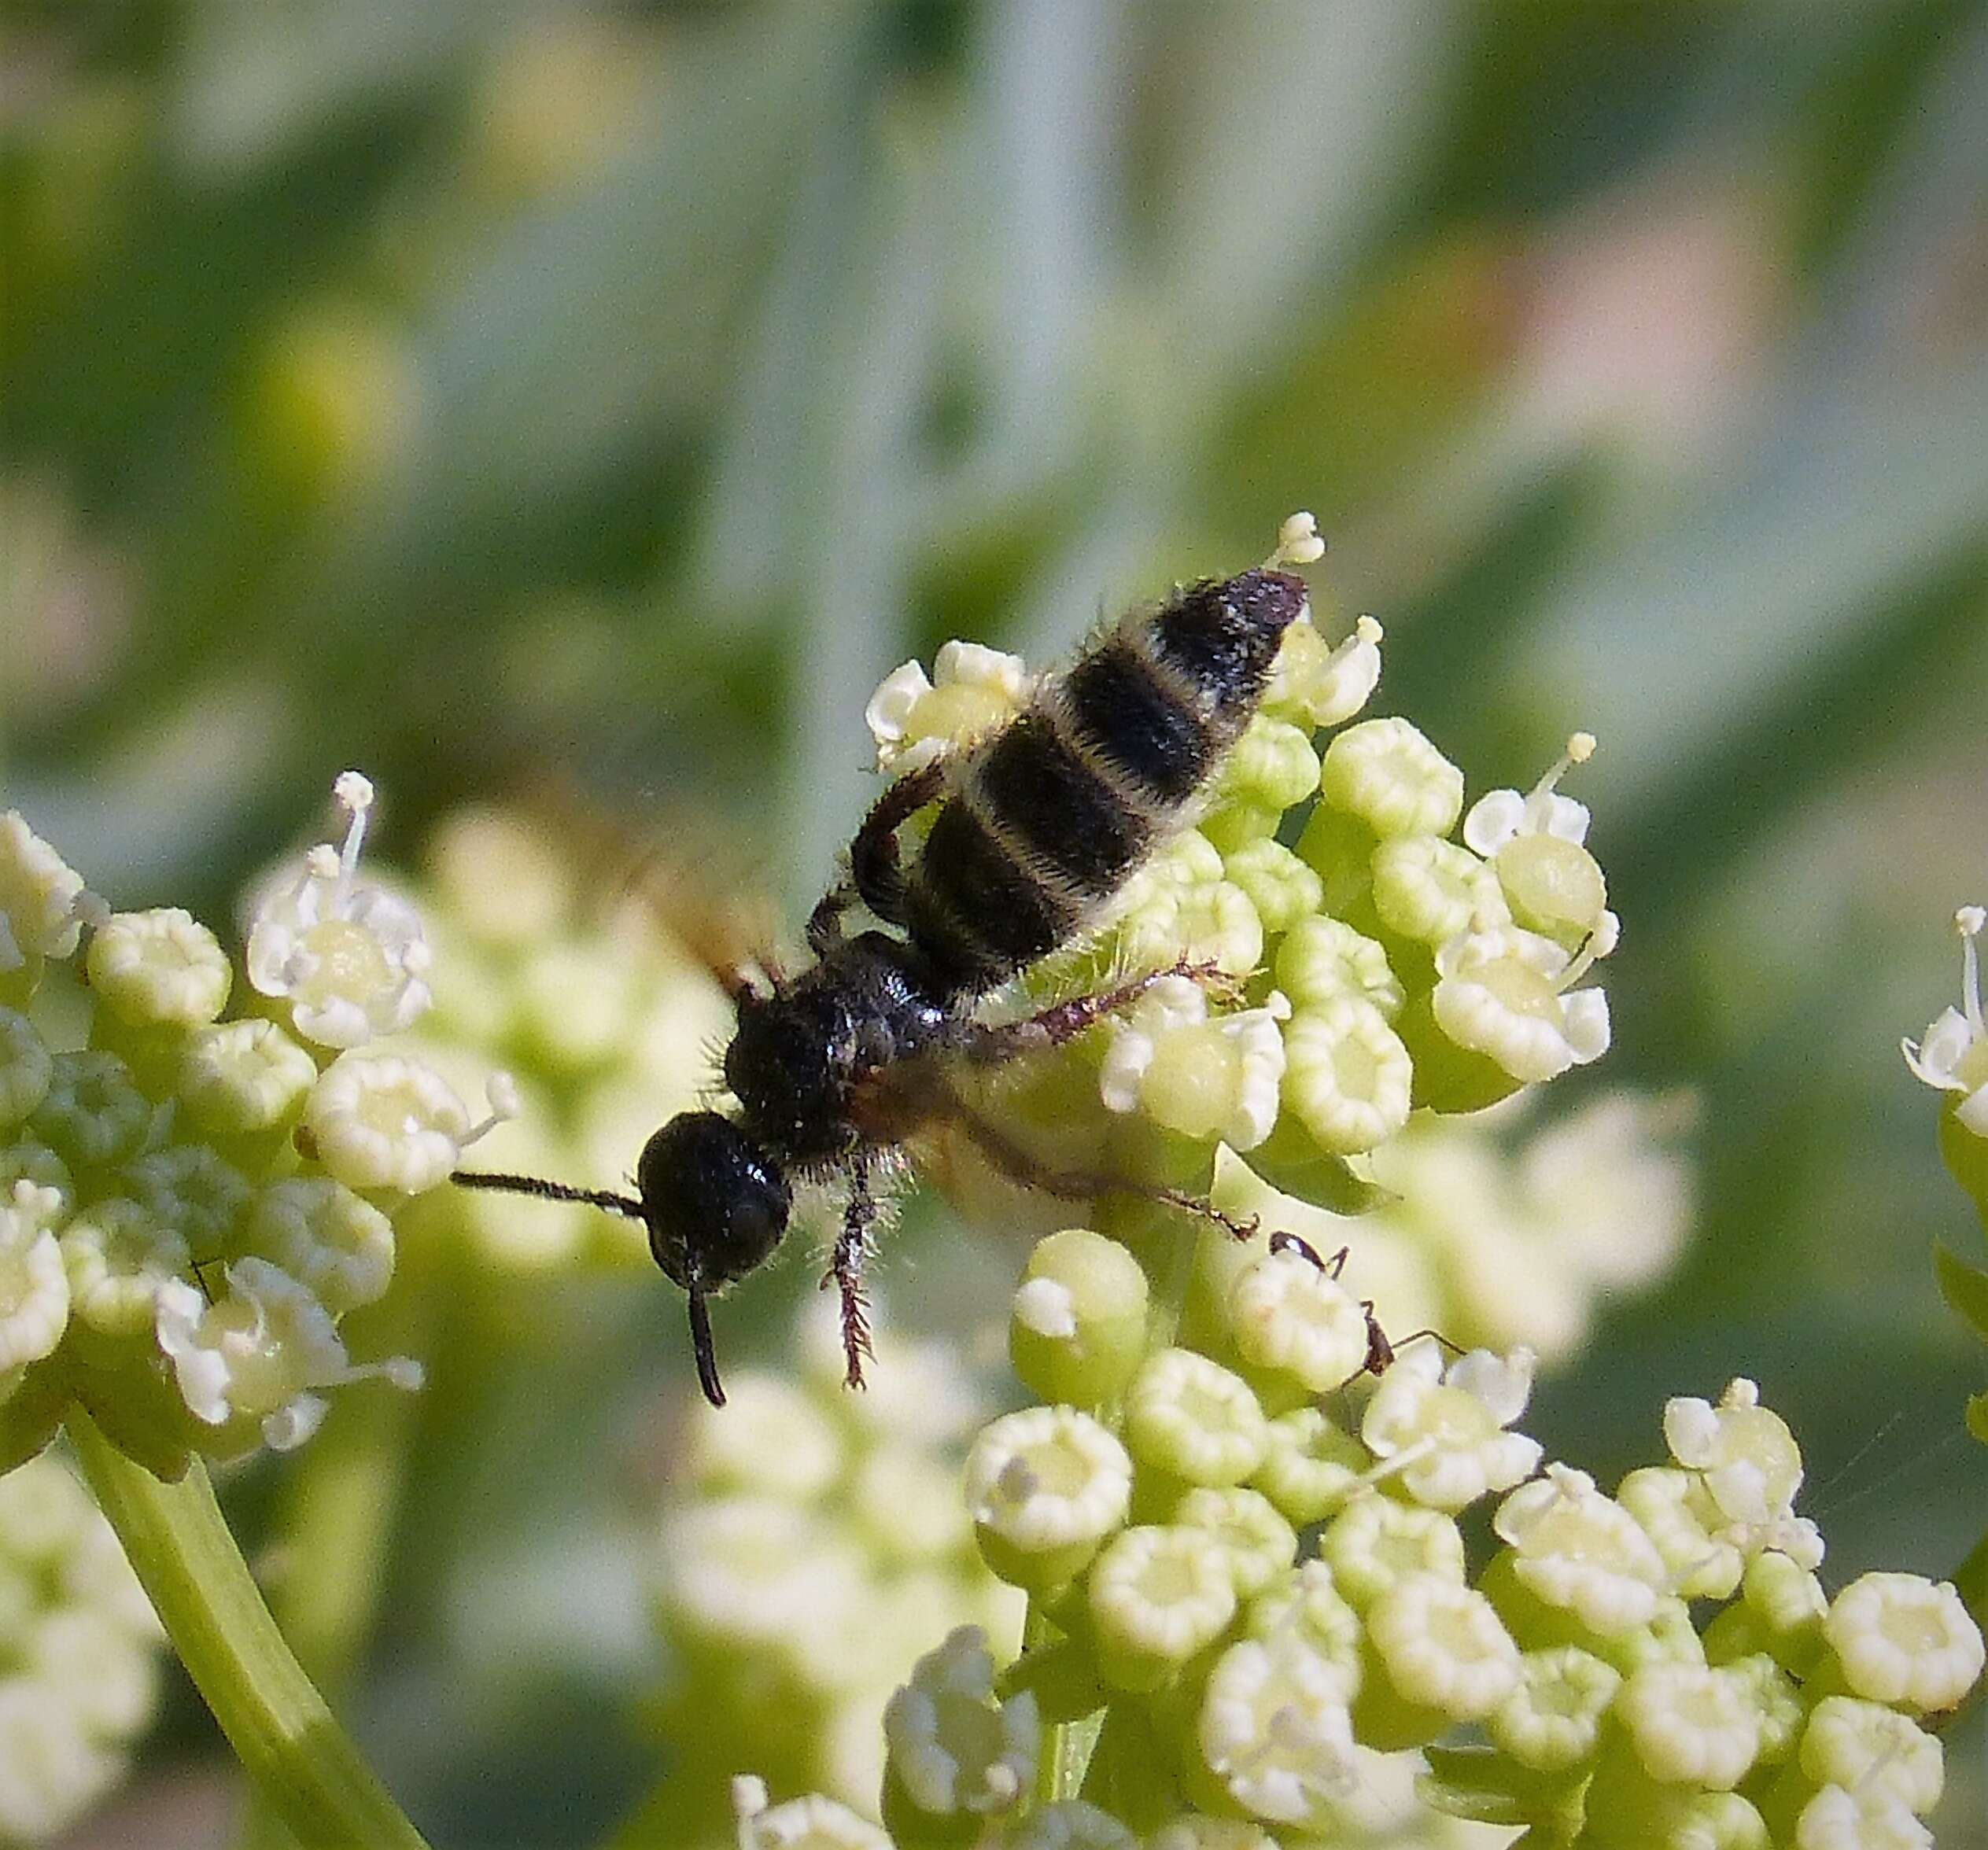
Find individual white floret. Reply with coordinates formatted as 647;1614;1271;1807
1794;1782;1933;1850
964;1405;1132;1572
243;1177;396;1316
1198;1634;1358;1825
1615;1465;1743;1602
0;1010;53;1129
1173;1487;1297;1598
1274;916;1403;1018
179;1019;319;1137
1462;733;1609;942
1360;1344;1544;1513
1280;995;1413;1155
1492;1465;1669;1633
86;907;232;1028
1319;1496;1466;1612
154;1257;421;1452
1487;1645;1620;1771
1088;1524;1237;1675
1614;1660;1761;1789
1370;835;1510;947
124;1144;252;1249
1798;1697;1943;1816
59;1198;192;1338
1097;976;1286;1152
1105;849;1263;979
732;1777;892;1850
1123;1348;1269;1486
882;1624;1038;1819
1822;1572;1985;1715
1227;1242;1372;1392
1221;838;1322;933
1319;718;1466;839
865;641;1032;776
1664;1377;1821;1568
1900;905;1988;1135
1243;1561;1363;1700
0;811;96;968
1263;614;1384;731
1365;1572;1520;1719
30;1050;153;1170
303;1054;512;1193
1463;733;1596;859
1250;1405;1369;1524
246;772;432;1048
0;1181;70;1369
1430;919;1614;1083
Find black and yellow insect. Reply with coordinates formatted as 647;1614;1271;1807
455;562;1310;1405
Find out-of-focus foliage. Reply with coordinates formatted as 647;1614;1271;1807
4;2;1986;1844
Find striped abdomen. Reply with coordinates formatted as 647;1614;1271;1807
902;566;1308;997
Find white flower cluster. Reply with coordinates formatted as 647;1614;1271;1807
645;1298;1020;1841
0;1455;165;1841
920;1256;1985;1849
858;540;1625;1279
0;781;502;1476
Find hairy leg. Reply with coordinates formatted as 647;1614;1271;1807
948;1104;1259;1243
957;956;1243;1064
824;1164;879;1388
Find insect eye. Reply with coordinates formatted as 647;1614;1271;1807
637;1112;791;1289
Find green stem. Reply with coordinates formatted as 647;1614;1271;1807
68;1410;430;1850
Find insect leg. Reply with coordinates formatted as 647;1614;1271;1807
823;1164;880;1388
957;956;1245;1063
808;757;951;953
947;1105;1259;1242
1266;1229;1458;1383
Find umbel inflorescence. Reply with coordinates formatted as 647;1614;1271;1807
0;775;509;1480
699;521;1982;1848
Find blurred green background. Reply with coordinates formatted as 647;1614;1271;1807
6;1;1988;1844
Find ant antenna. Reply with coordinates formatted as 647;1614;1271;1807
450;1169;645;1220
685;1286;725;1408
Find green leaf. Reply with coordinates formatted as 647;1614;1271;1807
1967;1392;1988;1449
1935;1244;1988;1345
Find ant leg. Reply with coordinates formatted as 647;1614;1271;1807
824;1165;879;1388
1267;1229;1350;1277
1265;1231;1461;1383
950;1107;1259;1242
958;956;1246;1064
808;758;951;954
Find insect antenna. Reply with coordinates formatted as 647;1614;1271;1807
450;1169;645;1220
